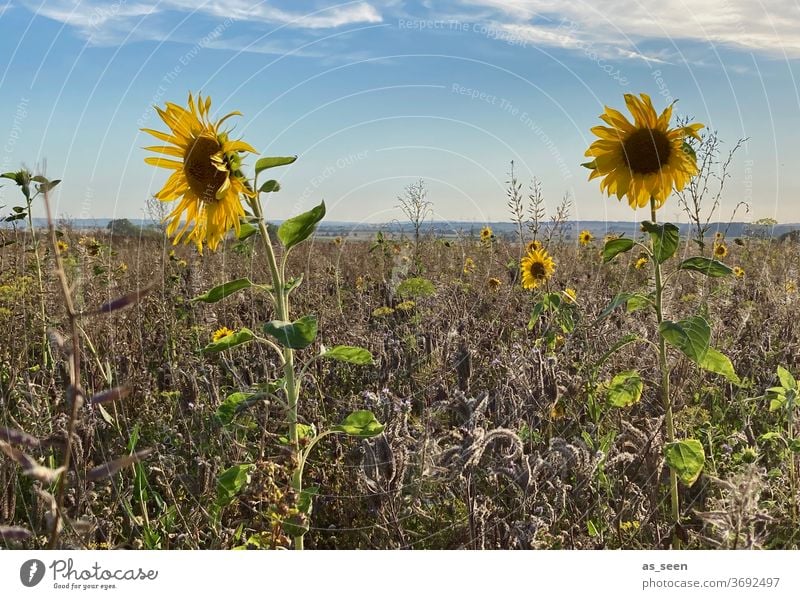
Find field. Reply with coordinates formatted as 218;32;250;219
2;221;799;549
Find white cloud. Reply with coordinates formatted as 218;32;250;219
458;0;800;58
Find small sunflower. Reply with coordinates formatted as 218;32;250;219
584;93;704;210
732;266;744;278
635;256;649;270
463;257;476;274
714;231;724;241
56;240;69;253
143;92;257;253
487;277;503;291
333;236;342;246
212;326;234;342
563;287;577;303
786;281;797;294
520;247;555;290
526;239;543;253
713;242;728;259
578;230;594;246
480;226;494;243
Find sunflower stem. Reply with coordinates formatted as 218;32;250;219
251;196;304;550
650;199;681;549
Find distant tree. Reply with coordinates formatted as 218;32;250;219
396;179;432;274
106;218;140;236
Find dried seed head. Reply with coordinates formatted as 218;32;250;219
87;449;153;482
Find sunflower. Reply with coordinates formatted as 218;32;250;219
714;231;724;241
480;226;494;242
786;281;797;294
487;277;503;291
635;256;649;270
520;247;555;290
142;92;257;253
713;242;728;259
463;257;476;274
212;326;234;342
563;287;577;303
578;230;594;246
584;93;704;210
526;239;543;253
56;240;69;253
732;266;744;278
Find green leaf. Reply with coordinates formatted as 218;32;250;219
192;278;253;303
581;160;597;170
664;439;705;486
237;222;258;241
587;520;600;537
258;179;280;193
255;156;297;175
641;221;680;264
263;316;318;349
333;410;385;438
678;257;732;278
790;438;800;453
321;345;374;365
215;464;253;507
606;370;643;408
597;292;650;321
201;328;255;354
659;316;711;364
216;392;257;426
298;486;319;515
758;432;783;443
34;178;61;193
698;347;741;385
602;238;634;263
626;294;652;312
277;201;326;250
778;366;797;391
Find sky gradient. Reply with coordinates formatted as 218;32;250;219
1;0;798;226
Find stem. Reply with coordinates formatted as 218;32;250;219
27;194;52;369
250;195;303;550
43;189;82;549
650;199;681;549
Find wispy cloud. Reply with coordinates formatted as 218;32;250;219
0;2;14;17
457;0;800;59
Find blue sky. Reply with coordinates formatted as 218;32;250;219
1;0;798;225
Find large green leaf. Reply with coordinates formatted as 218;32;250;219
333;411;385;438
664;439;705;486
606;370;643;408
215;392;257;426
596;292;652;321
321;345;374;365
698;348;741;385
263;315;318;349
215;464;253;507
602;238;634;263
255;156;296;175
277;201;326;250
259;179;280;193
192;278;253;303
778;366;797;391
641;221;680;263
201;328;255;354
678;257;732;278
659;316;711;363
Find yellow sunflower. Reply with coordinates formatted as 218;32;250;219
142;92;257;253
463;257;476;274
487;277;502;291
732;266;744;278
520;248;555;290
635;256;649;270
713;242;728;259
480;226;493;242
578;230;594;246
584;93;704;210
526;239;542;253
212;326;234;342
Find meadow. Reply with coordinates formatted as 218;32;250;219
1;216;798;549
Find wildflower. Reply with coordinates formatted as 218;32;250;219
480;226;493;243
786;281;797;294
714;231;724;241
563;287;577;303
635;256;649;270
463;257;476;274
396;300;416;312
526;239;542;253
578;230;594;246
372;306;395;317
333;236;342;246
520;247;555;290
487;277;503;291
732;266;744;278
212;326;234;342
713;242;728;259
56;240;68;253
117;262;128;273
142;92;257;253
584;93;704;210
